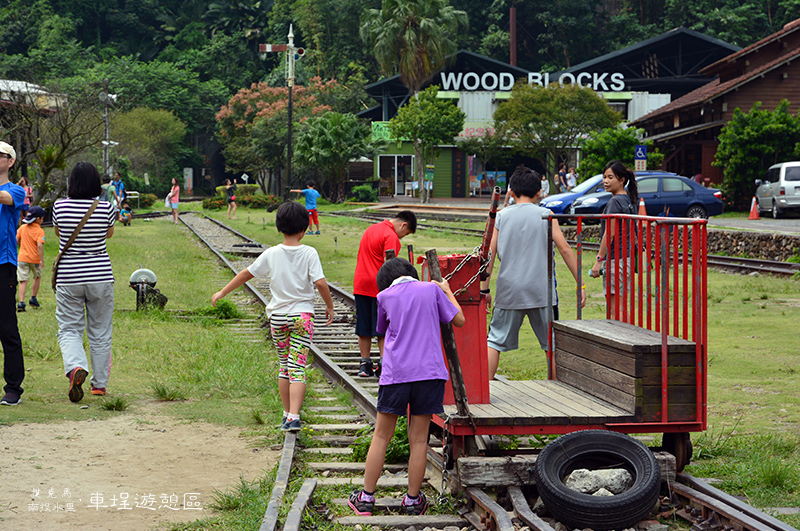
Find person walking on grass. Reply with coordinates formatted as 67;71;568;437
0;141;25;406
480;165;586;380
290;181;322;234
348;258;464;517
53;162;116;402
212;201;334;432
16;206;46;312
352;211;416;378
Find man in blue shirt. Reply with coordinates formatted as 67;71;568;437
0;141;25;406
290;181;322;234
113;171;126;203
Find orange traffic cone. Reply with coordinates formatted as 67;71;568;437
749;196;760;220
638;197;646;216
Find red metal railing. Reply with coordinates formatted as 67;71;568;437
548;213;708;430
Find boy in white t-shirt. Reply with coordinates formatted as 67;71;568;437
212;201;334;432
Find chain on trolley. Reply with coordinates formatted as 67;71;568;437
442;245;491;297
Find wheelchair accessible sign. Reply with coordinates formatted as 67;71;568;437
634;145;647;172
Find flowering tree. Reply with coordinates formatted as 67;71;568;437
215;77;338;193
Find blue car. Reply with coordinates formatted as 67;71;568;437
540;174;605;214
570;173;723;220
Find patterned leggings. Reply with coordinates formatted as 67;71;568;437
270;313;314;384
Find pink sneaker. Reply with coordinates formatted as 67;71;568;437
91;386;106;396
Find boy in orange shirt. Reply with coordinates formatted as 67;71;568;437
16;206;45;311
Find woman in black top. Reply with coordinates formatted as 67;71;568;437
224;179;238;219
590;160;639;318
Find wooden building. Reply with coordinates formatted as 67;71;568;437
630;18;800;183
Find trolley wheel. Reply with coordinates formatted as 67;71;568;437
662;432;693;473
534;430;661;531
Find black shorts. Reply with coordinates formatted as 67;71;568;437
377;379;446;416
354;294;383;337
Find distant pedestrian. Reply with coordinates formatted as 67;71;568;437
567;167;577;190
348;258;464;517
557;163;567;192
53;162;116;402
224;179;237;219
101;175;119;212
353;211;417;377
290;181;322;234
0;141;26;406
112;171;126;203
212;201;334;432
16;205;46;312
540;173;550;199
167;178;180;224
18;175;33;225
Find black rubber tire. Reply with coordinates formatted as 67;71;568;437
772;201;783;219
686;204;707;219
534;430;661;531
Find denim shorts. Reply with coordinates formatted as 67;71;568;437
377;379;446;416
354;294;383;337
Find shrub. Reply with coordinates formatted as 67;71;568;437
214;184;259;197
240;194;280;209
203;196;226;210
349;184;379;202
139;193;157;208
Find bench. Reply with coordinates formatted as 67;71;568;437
552;319;698;423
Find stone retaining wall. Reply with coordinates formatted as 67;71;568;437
560;226;800;262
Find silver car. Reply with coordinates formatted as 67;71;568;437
755;161;800;218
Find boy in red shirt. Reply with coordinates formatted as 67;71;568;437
16;206;45;311
352;211;416;377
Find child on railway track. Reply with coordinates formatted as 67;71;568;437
211;201;334;432
349;258;464;516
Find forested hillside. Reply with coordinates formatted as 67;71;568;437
2;0;799;195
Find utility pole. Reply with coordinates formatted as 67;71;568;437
259;25;305;198
99;80;117;176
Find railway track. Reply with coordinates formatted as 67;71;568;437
177;211;797;531
326;210;800;277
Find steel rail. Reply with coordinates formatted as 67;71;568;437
466;487;516;531
676;474;799;531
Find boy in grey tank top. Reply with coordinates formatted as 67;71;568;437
479;165;587;379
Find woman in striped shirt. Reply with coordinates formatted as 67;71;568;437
52;162;116;402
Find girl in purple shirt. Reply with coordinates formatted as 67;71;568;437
349;258;464;517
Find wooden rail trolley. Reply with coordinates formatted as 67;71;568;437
425;190;707;473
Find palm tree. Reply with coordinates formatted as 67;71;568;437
360;0;468;93
360;0;468;202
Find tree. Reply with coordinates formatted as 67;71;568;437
388;85;465;202
215;78;337;194
458;127;514;185
360;0;468;94
0;81;105;201
578;126;664;179
295;112;386;202
111;107;187;186
714;100;800;210
493;82;622;176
